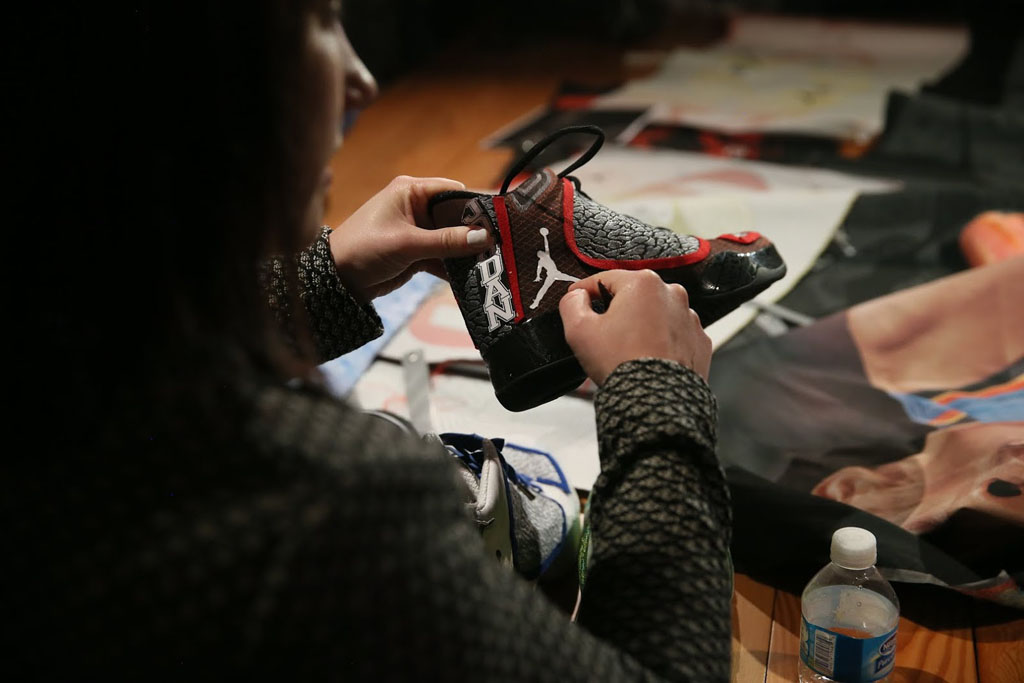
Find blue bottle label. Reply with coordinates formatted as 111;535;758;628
800;616;897;682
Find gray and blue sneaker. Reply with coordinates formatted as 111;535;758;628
440;433;581;582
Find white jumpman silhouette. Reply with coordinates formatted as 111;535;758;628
530;227;579;310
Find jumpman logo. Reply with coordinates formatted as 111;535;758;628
530;227;578;310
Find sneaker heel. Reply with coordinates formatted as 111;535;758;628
484;309;587;412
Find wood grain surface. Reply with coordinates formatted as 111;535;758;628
732;574;777;682
731;580;1024;683
974;599;1024;683
326;40;642;224
891;590;976;683
765;589;803;683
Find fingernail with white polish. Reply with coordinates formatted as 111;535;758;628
467;228;489;246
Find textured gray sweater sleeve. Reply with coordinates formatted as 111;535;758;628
234;360;731;682
263;226;383;362
17;357;733;679
578;358;733;683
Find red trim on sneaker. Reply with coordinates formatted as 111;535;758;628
492;196;525;322
719;232;762;245
561;178;710;270
561;178;575;256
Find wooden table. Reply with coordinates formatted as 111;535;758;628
327;34;1023;683
732;575;1023;683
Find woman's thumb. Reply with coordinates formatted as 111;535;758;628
411;225;492;259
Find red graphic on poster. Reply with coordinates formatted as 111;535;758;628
406;290;475;349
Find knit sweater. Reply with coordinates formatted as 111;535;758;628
10;229;733;681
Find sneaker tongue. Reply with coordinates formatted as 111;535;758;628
474;440;515;569
428;194;474;229
525;168;552;184
508;168;557;197
474;441;509;520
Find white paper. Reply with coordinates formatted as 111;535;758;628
378;284;480;364
351;360;601;490
595;15;966;139
567;146;895;346
567;145;899;201
607;191;857;348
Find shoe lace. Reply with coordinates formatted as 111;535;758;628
500;125;605;195
446;442;540;500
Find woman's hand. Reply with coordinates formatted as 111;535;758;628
559;270;712;386
329;176;492;301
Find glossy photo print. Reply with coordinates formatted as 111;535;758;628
713;257;1024;607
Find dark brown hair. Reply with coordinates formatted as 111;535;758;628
36;2;326;433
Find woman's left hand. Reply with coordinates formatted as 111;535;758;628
329;175;492;301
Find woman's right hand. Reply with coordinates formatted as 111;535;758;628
559;270;712;386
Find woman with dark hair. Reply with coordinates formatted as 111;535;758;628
16;1;732;679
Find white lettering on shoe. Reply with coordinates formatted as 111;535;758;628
476;248;516;331
530;227;578;310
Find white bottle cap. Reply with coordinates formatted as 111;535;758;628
830;527;877;570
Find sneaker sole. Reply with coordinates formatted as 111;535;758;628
486;244;786;411
687;244;787;326
486;309;587;412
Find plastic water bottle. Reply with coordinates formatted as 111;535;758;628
798;527;900;683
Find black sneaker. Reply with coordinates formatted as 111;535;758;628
428;126;786;411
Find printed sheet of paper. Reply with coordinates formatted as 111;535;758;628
351;360;601;490
596;15;966;140
564;146;898;347
377;283;480;364
609;190;856;348
567;145;897;200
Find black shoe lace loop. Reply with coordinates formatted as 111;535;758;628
499;125;605;195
